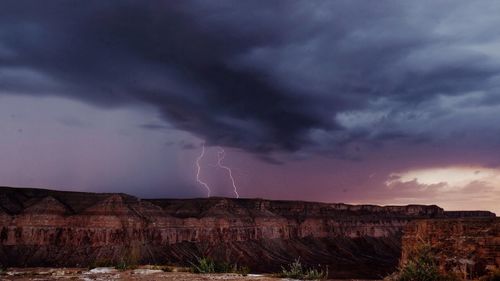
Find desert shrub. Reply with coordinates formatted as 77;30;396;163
304;267;327;280
190;257;216;273
385;244;461;281
280;258;327;280
479;269;500;281
281;258;305;279
190;257;251;275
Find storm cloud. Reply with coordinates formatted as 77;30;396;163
1;0;500;156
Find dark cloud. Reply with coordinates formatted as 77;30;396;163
140;123;170;130
1;0;500;156
178;140;197;150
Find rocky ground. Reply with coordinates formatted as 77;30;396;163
0;267;379;281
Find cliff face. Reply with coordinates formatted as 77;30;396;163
0;186;485;278
402;218;500;279
444;211;496;218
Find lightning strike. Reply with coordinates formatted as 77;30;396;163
195;143;211;197
217;147;240;199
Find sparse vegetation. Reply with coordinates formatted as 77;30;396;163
115;260;138;271
279;258;327;280
385;243;461;281
280;258;303;279
190;257;215;273
189;256;251;276
236;265;251;276
113;244;141;271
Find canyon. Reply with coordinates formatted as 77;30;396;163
0;186;497;279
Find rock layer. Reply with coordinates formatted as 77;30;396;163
0;186;494;278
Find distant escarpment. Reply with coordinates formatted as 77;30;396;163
0;186;494;278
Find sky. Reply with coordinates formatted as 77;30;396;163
1;1;500;214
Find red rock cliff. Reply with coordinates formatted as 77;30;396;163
402;218;500;279
0;186;483;278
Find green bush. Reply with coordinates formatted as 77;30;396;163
190;257;216;273
280;258;327;280
189;257;250;276
385;244;461;281
304;267;327;280
281;259;304;279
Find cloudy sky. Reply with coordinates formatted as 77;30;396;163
1;1;500;213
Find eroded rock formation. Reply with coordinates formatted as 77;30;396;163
402;218;500;279
0;186;495;278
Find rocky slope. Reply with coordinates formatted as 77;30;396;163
0;186;495;278
402;218;500;279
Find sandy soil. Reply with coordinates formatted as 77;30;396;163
0;267;380;281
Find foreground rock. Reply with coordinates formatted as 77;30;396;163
0;186;495;279
0;267;381;281
0;268;268;281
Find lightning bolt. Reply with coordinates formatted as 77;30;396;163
217;147;240;199
195;143;211;197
